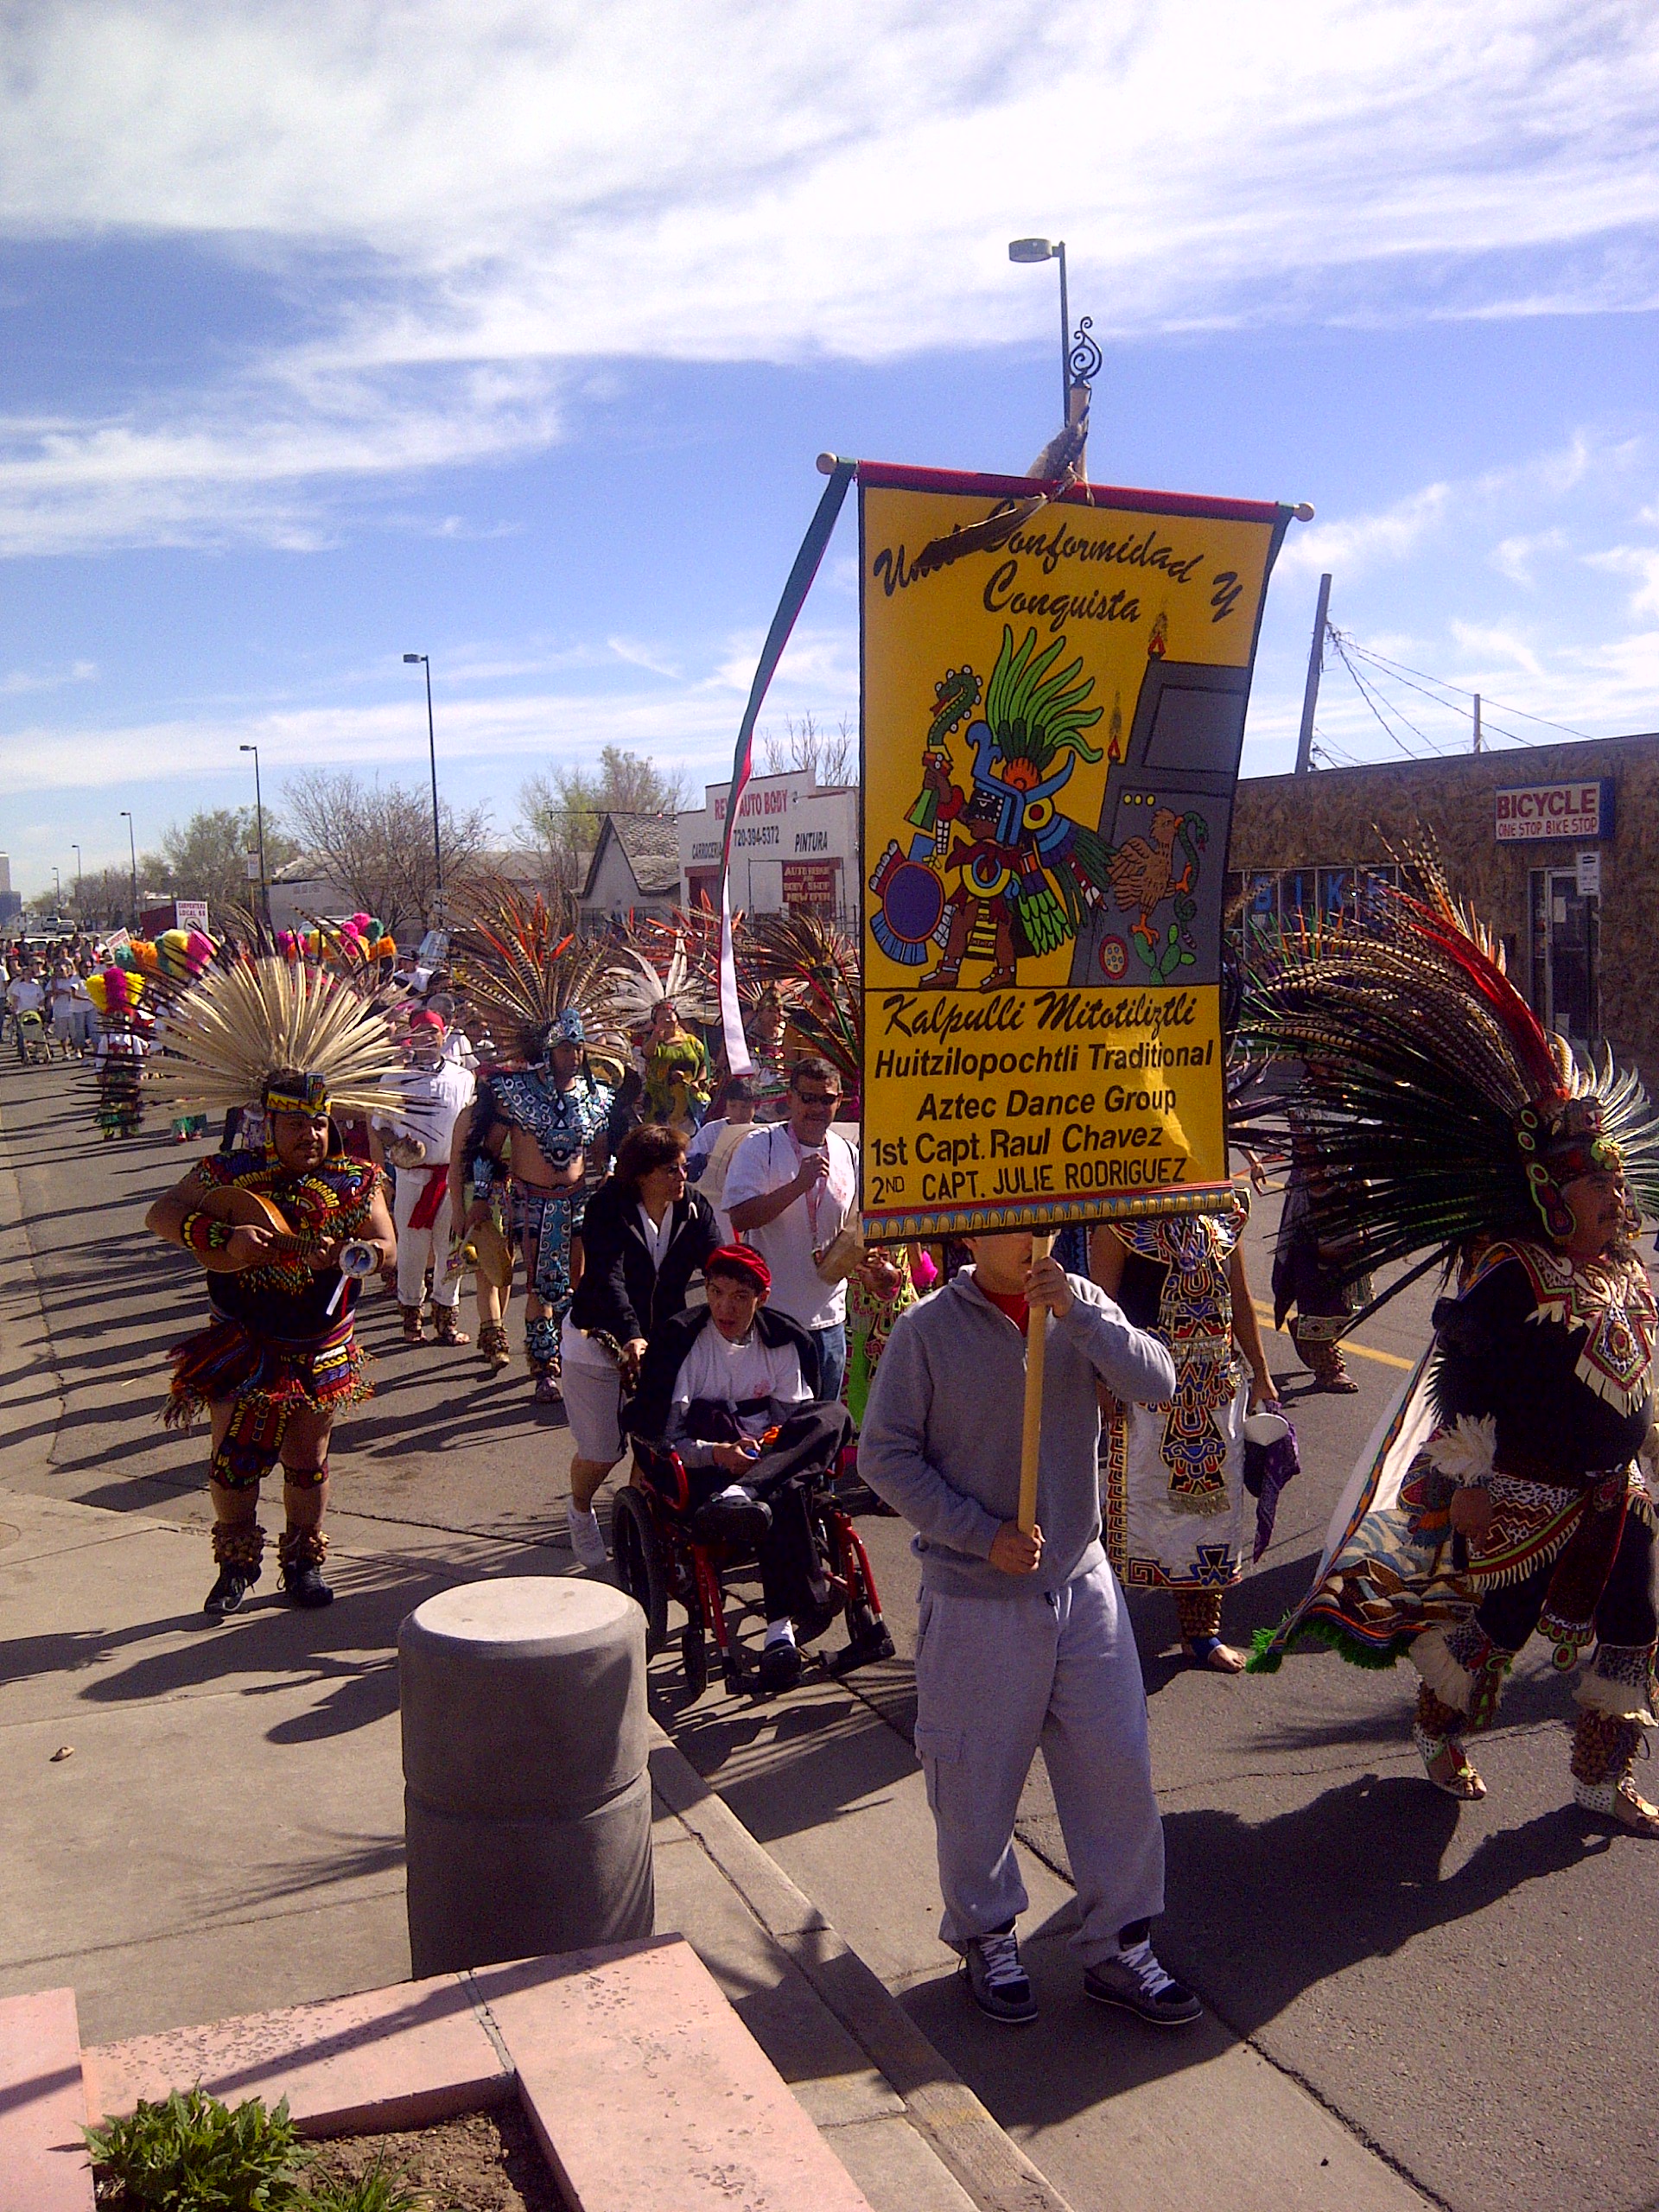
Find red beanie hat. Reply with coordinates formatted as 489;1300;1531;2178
705;1243;771;1295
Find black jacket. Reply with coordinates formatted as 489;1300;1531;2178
569;1178;720;1344
626;1304;821;1446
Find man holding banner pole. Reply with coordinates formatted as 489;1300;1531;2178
860;1224;1193;2024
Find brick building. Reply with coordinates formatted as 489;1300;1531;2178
1227;730;1659;1090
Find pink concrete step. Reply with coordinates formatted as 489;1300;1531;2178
82;1970;512;2138
478;1940;875;2212
0;1986;93;2212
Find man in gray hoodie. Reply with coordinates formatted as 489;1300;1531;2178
860;1229;1199;2028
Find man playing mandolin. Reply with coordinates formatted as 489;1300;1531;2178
147;1062;397;1617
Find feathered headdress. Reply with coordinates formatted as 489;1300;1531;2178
612;912;720;1029
1238;848;1659;1274
147;955;405;1117
745;913;861;1089
451;879;626;1059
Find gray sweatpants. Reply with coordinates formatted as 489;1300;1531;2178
913;1560;1165;1968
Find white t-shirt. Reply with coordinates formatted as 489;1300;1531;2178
723;1122;857;1331
376;1058;476;1160
6;977;45;1017
667;1324;811;1467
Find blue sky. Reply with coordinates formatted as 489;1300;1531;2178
3;0;1658;896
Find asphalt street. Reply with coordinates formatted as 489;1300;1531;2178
3;1050;1656;2212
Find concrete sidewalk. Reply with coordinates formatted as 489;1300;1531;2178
0;1071;1430;2212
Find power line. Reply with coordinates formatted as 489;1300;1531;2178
1330;632;1455;761
1345;641;1589;745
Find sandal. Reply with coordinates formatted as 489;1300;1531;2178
399;1302;426;1344
1413;1719;1486;1799
479;1322;511;1372
1183;1635;1246;1675
434;1310;470;1346
1573;1774;1659;1835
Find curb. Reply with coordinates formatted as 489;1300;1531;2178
648;1726;1077;2212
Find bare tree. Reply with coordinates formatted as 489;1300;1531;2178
760;709;855;785
72;867;138;931
284;771;493;938
138;807;301;918
516;746;690;899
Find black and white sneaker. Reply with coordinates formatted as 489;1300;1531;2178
1084;1938;1202;2027
962;1930;1038;2024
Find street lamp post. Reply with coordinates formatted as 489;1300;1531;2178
239;743;270;928
1008;237;1070;427
403;652;443;920
72;844;82;912
53;868;61;911
119;810;138;929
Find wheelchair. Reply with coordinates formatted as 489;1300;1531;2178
612;1429;895;1699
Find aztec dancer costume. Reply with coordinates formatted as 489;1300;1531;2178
145;956;402;1616
454;886;620;1398
1243;863;1659;1833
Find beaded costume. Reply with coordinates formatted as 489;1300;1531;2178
1243;857;1659;1829
1103;1197;1254;1614
146;957;403;1615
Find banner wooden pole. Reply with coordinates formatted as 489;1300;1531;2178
1017;1232;1053;1535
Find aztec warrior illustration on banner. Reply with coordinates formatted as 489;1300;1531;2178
858;461;1294;1238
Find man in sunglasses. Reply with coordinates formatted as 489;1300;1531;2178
725;1056;857;1402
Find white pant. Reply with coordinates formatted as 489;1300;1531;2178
393;1168;461;1309
913;1560;1165;1967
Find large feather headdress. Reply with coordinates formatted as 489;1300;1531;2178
451;879;627;1058
1238;848;1659;1276
612;912;720;1030
745;912;861;1089
148;955;405;1117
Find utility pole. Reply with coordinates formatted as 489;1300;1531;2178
1472;693;1483;753
1294;573;1332;775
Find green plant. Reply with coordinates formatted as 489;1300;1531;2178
303;2160;424;2212
86;2087;311;2210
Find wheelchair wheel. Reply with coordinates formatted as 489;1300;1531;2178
680;1618;709;1698
612;1487;668;1656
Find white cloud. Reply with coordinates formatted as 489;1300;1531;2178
1447;620;1546;679
3;1;1659;550
1491;528;1567;585
0;620;859;800
1278;482;1453;581
1583;543;1659;620
0;657;97;695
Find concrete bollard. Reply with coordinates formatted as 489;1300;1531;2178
400;1576;653;1977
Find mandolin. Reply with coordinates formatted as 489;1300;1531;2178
193;1185;324;1272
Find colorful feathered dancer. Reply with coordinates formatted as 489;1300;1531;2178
745;912;861;1090
86;968;143;1020
146;955;405;1117
631;908;725;1025
1238;846;1659;1277
452;879;626;1055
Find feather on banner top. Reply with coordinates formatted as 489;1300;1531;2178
147;955;405;1116
1238;851;1659;1280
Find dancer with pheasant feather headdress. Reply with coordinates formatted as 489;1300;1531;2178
451;881;619;1400
1242;854;1659;1834
144;956;401;1617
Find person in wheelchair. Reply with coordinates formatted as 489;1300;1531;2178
627;1243;853;1691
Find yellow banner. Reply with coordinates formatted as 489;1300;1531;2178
859;464;1287;1237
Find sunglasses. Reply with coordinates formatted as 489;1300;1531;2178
795;1091;839;1109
